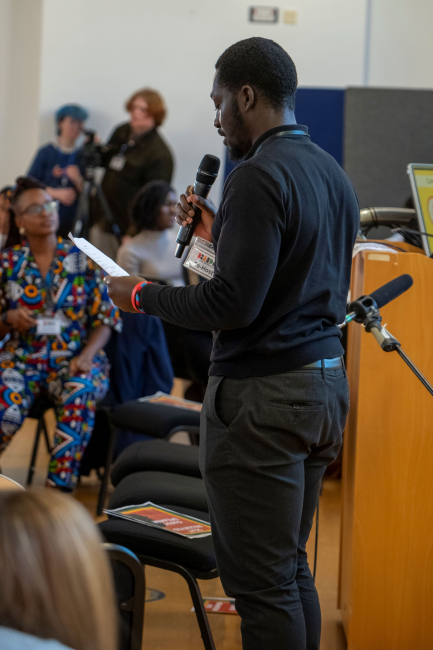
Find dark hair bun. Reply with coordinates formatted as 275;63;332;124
10;176;47;205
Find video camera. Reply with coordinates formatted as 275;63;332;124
82;130;104;170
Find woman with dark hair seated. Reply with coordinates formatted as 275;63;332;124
116;180;184;285
0;177;121;490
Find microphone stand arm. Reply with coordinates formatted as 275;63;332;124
361;308;433;397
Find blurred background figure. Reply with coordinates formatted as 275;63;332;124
0;489;117;650
0;187;12;250
0;177;121;491
28;104;88;238
90;88;174;258
116;180;183;285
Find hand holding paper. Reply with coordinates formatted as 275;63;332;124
68;234;148;311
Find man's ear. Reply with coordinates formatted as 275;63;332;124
240;85;256;113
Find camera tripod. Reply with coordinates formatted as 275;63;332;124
71;167;121;242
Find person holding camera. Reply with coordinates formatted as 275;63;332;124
28;104;88;238
90;88;174;257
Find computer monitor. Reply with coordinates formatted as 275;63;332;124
407;163;433;257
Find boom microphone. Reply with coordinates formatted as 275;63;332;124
175;154;220;258
343;274;413;326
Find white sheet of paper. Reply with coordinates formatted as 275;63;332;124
68;233;129;277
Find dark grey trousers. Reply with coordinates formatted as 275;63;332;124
200;365;349;650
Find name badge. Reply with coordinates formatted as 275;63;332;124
109;155;126;171
36;318;62;336
183;237;215;280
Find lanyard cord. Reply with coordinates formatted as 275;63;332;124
255;130;308;156
40;257;58;315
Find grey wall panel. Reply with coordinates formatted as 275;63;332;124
344;88;433;209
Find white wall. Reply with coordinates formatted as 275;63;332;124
38;0;368;199
0;0;43;188
2;0;433;194
0;0;12;180
368;0;433;88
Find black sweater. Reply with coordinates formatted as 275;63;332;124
98;124;173;234
141;124;360;377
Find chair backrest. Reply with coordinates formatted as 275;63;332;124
0;475;24;491
104;543;145;650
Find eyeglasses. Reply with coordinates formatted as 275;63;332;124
20;200;59;217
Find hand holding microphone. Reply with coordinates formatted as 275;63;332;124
175;187;217;243
175;154;220;258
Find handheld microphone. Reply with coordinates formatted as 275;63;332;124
342;274;413;327
175;154;220;258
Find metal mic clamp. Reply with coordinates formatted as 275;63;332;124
362;310;400;352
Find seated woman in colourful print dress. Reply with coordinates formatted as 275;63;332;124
0;177;121;490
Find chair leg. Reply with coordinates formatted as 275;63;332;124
96;422;117;517
136;555;217;650
171;564;216;650
27;418;44;486
41;417;51;454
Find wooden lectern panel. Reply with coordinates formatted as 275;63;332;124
339;249;433;649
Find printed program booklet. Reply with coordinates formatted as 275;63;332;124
139;391;202;412
191;597;238;615
104;501;211;539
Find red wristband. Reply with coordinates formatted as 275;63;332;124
131;281;148;313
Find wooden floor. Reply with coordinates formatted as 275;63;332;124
1;412;347;650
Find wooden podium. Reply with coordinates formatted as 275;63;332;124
339;244;433;649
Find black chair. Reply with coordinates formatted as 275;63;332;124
26;395;55;486
108;470;208;513
104;543;145;650
100;507;218;650
111;438;201;488
96;400;201;516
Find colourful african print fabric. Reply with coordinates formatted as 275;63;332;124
0;238;122;489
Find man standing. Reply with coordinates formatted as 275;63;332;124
106;37;359;650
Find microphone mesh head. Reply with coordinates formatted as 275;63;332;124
199;154;220;176
370;273;413;309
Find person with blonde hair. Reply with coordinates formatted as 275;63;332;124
91;88;174;257
0;489;117;650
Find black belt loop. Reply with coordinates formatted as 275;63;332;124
321;358;326;381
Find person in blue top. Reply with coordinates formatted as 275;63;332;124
28;105;88;238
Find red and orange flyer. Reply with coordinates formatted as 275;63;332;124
139;392;202;412
104;502;211;538
191;597;238;615
203;598;237;615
